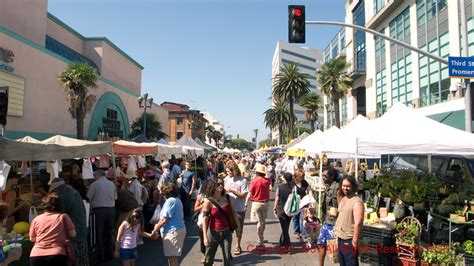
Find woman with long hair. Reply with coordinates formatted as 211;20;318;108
29;193;76;266
202;178;239;266
273;172;295;252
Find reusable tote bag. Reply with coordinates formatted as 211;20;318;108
284;186;300;217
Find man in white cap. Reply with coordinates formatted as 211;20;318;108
124;170;148;208
245;165;271;248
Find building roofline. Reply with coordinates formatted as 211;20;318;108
47;12;144;70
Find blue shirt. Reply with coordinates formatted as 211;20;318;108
160;197;185;234
181;170;195;193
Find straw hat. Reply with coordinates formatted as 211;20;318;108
124;170;137;180
255;165;266;175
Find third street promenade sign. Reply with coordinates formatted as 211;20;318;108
449;56;474;79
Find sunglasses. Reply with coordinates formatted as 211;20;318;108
132;215;141;219
216;183;224;186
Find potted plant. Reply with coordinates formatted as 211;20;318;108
420;244;462;266
395;217;421;259
455;209;466;222
463;240;474;265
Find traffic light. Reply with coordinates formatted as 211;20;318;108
288;5;305;43
0;87;8;125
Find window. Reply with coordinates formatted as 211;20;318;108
389;8;412;105
417;0;449;107
177;117;184;125
102;108;123;138
353;1;366;71
375;30;387;117
374;0;386;14
176;132;183;140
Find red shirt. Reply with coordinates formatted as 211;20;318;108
249;176;271;202
210;203;231;231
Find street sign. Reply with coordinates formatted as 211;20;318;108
448;56;474;78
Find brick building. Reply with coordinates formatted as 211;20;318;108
161;101;207;142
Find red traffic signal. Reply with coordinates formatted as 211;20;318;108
288;5;305;43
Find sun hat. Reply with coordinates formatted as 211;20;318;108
255;165;266;175
124;170;137;180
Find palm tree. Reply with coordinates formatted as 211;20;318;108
316;55;352;128
58;62;98;139
205;125;216;144
299;92;323;132
272;63;311;139
263;100;291;145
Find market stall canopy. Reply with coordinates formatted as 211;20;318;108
222;147;241;153
357;103;474;155
112;140;158;155
157;138;169;144
131;134;149;143
285;132;310;149
0;135;112;161
156;142;183;158
17;136;41;143
194;138;217;151
175;136;204;156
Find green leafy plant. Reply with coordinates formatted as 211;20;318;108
463;240;474;255
434;204;458;217
394;222;420;245
421;244;462;264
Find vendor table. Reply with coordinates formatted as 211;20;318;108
8;239;32;266
429;212;474;248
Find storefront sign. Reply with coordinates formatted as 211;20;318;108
0;47;14;73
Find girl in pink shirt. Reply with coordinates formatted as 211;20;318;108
115;208;153;266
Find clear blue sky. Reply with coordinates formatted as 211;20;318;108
48;0;345;142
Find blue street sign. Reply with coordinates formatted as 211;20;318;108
448;56;474;79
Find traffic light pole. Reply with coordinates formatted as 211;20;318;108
306;20;448;65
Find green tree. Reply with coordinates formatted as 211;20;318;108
263;100;292;145
258;138;277;148
58;62;98;139
272;63;311;139
129;112;166;141
299;92;323;132
226;138;254;151
316;56;352;128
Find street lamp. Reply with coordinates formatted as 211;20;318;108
138;93;153;138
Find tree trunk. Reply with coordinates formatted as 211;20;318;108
289;93;295;139
278;125;283;145
334;99;341;128
76;106;84;139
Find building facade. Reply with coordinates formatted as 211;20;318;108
202;111;224;147
0;0;168;140
339;0;473;130
271;41;324;141
161;102;207;142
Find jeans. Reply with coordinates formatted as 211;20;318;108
337;238;359;266
204;228;232;266
30;255;67;266
292;212;302;235
277;211;292;247
93;207;115;263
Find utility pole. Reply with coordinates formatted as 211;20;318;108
460;0;472;132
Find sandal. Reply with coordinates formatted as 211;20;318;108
233;247;242;255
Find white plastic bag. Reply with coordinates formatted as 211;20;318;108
284;186;300;217
29;206;38;223
149;204;161;224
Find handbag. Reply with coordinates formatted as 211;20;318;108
61;214;75;264
284;186;301;217
208;195;238;232
149;204;162;224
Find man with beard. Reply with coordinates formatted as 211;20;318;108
317;167;341;266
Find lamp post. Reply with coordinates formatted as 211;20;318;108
138;93;153;138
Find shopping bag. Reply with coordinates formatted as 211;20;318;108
284;186;300;217
327;239;339;264
149;204;161;224
29;206;38;223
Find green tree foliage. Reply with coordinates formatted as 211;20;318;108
316;55;352;128
272;63;310;138
263;100;292;145
58;62;98;139
129;112;166;141
258;139;277;148
205;125;223;147
226;138;254;151
299;92;323;132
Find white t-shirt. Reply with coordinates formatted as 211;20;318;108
283;159;296;174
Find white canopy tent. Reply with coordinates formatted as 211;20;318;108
285;132;310;149
175;136;205;156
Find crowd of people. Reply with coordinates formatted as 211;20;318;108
0;152;365;266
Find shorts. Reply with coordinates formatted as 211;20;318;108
316;224;335;246
250;202;268;223
120;248;137;260
163;227;186;257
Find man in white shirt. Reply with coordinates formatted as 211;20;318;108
282;156;296;175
